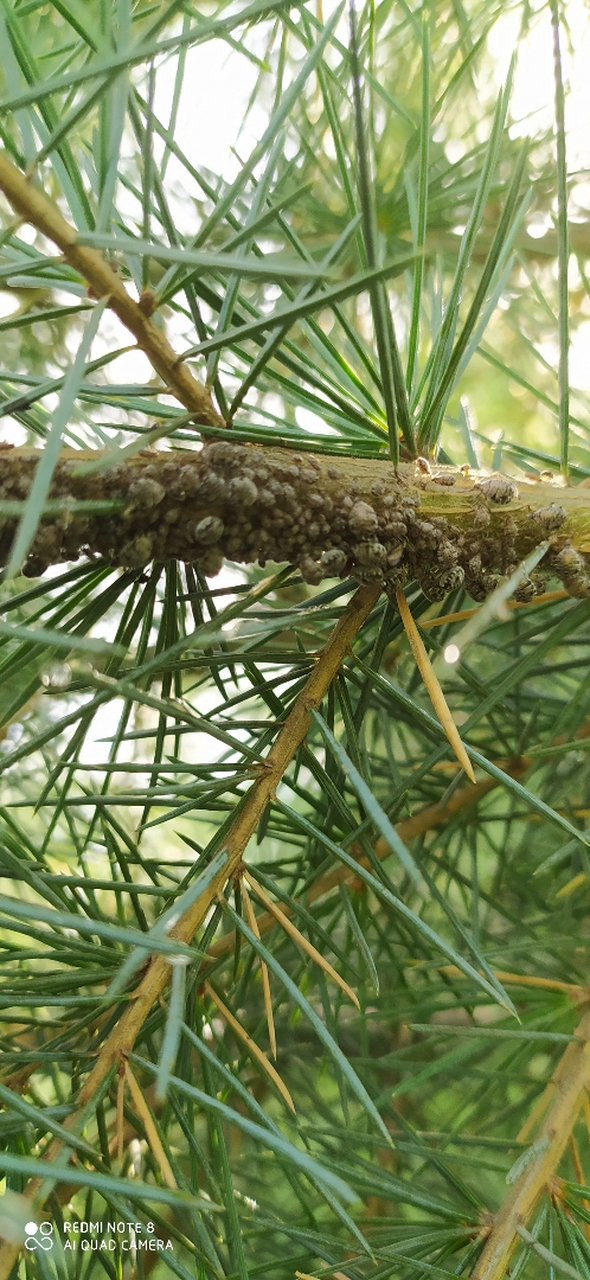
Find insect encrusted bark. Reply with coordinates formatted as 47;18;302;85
1;441;589;599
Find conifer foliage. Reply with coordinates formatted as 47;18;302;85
0;3;589;1279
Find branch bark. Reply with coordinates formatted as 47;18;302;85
0;152;222;426
2;442;589;599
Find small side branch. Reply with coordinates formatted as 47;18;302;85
0;152;222;425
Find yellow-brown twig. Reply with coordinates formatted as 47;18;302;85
421;591;569;629
0;582;379;1274
0;152;222;425
438;966;588;1003
470;1010;590;1280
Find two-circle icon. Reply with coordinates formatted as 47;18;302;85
24;1221;54;1251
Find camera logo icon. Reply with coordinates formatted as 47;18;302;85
24;1221;54;1251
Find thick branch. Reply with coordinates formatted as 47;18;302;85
2;442;589;599
0;582;379;1273
0;152;222;425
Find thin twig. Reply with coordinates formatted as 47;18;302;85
421;591;569;629
0;152;222;425
0;582;379;1275
438;967;588;1002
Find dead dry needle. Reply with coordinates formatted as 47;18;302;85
124;1061;177;1189
241;878;278;1059
395;589;475;783
244;869;360;1010
203;980;295;1112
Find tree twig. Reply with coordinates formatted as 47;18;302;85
0;152;222;425
470;1009;590;1280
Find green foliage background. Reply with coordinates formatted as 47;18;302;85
1;2;590;1278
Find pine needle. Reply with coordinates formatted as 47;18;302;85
244;869;361;1011
395;589;476;782
203;980;295;1113
421;590;568;630
124;1061;177;1189
116;1067;125;1164
438;965;587;1000
241;878;277;1059
556;872;587;898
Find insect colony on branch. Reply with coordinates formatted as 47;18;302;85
0;440;585;600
